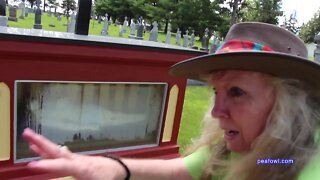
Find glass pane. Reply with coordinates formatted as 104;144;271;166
15;81;166;161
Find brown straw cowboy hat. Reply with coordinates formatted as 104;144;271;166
169;22;320;87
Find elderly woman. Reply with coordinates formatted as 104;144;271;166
23;22;320;180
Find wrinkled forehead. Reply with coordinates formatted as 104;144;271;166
210;70;273;87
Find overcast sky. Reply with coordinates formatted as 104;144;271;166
280;0;320;25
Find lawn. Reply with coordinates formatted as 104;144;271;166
177;86;212;154
7;9;204;48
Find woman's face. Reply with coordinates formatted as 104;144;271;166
211;70;275;153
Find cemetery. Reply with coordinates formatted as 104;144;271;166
0;0;319;179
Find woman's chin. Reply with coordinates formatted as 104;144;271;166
226;142;248;153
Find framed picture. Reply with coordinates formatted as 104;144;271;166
15;81;167;162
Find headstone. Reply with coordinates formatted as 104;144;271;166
8;6;18;21
123;16;128;33
115;18;119;26
183;30;189;47
176;28;181;46
109;17;113;25
49;23;55;27
315;33;320;63
33;0;42;29
98;16;102;24
210;35;220;54
25;7;28;17
19;1;25;19
101;13;109;36
189;30;195;47
128;18;136;38
57;14;62;21
119;25;123;37
47;10;52;17
0;0;7;26
68;11;76;33
200;28;209;52
75;0;92;35
149;21;158;42
135;16;144;40
165;24;171;44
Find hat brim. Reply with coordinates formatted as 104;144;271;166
169;51;320;87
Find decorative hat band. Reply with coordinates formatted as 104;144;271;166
215;40;274;54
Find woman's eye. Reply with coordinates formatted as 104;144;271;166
228;86;246;97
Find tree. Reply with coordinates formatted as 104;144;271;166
282;11;299;34
61;0;76;19
144;0;176;33
299;9;320;43
241;0;283;24
26;0;37;8
95;0;134;22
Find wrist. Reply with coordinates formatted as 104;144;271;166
105;155;131;180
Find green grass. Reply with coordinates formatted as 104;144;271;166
177;86;212;154
8;9;203;48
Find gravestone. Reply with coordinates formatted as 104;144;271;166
128;18;136;38
47;10;52;17
135;16;144;40
165;24;171;44
33;0;42;29
98;16;102;24
115;18;119;26
149;21;158;42
0;0;7;26
119;25;123;37
8;6;18;21
25;7;28;17
57;14;61;21
183;30;189;47
68;12;76;33
200;28;209;52
101;13;109;36
209;35;220;54
109;17;113;25
19;1;25;19
189;30;195;47
176;28;181;46
123;16;128;33
315;33;320;63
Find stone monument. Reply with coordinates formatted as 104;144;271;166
165;24;172;44
176;28;181;46
0;0;7;26
68;11;76;33
183;30;189;47
123;16;128;33
109;17;113;25
33;0;42;29
25;7;28;17
315;32;320;63
189;30;195;47
101;13;109;36
149;21;158;42
8;6;18;22
19;1;25;19
135;16;144;40
200;28;209;52
128;18;136;38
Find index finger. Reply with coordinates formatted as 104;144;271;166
22;128;68;159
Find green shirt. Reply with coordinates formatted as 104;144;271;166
184;147;320;180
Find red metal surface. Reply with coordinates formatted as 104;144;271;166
0;37;205;179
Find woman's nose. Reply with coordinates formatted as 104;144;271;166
211;96;228;119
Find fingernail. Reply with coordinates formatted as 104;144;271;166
28;161;39;167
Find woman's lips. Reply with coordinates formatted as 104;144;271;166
224;130;239;140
